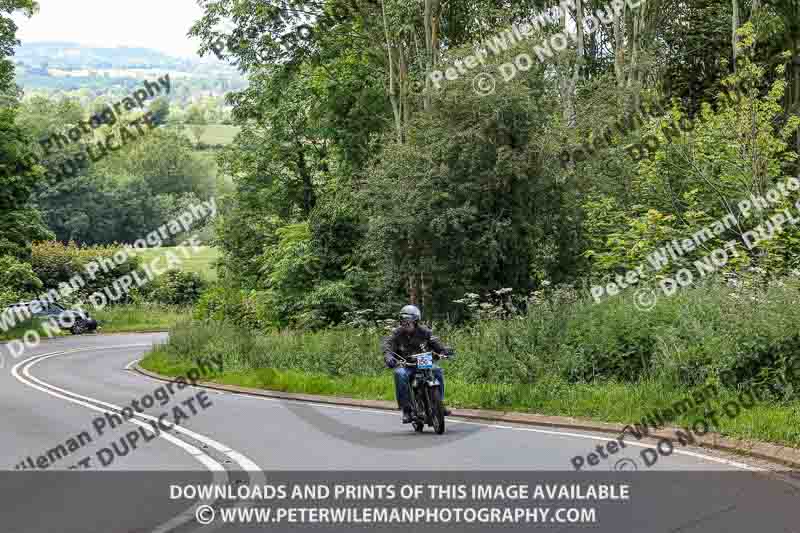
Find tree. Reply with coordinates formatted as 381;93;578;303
149;97;170;126
0;255;42;305
364;58;565;312
98;128;215;197
0;1;52;264
186;104;207;146
189;0;800;326
0;0;37;98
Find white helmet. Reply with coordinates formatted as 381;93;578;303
399;304;421;322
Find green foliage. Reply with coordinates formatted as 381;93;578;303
0;105;54;260
149;97;170;126
151;281;800;401
94;128;216;198
193;284;265;331
0;1;37;95
35;173;185;245
17;95;216;246
0;288;22;308
254;221;364;328
0;254;42;294
195;0;800;353
581;36;800;283
134;270;206;306
363;60;570;315
30;240;141;301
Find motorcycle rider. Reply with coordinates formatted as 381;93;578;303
381;305;453;424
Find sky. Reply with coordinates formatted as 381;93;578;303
12;0;209;58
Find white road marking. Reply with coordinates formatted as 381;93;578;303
12;345;265;532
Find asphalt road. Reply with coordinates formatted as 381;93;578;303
1;333;798;533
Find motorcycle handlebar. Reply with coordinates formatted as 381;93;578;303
388;351;451;365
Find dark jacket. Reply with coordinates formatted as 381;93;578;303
381;325;449;368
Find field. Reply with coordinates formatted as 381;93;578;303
136;246;220;280
93;304;190;333
178;124;240;146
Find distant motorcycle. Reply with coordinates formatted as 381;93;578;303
390;351;450;435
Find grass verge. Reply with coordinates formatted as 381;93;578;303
0;318;68;342
140;326;800;449
93;304;190;333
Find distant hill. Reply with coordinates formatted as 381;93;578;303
12;41;247;103
13;42;191;70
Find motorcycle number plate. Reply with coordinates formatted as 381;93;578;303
416;353;433;369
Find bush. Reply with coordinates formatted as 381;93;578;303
0;255;43;295
30;241;141;301
135;270;206;306
0;288;23;308
193;284;265;330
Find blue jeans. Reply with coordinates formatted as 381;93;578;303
393;366;445;412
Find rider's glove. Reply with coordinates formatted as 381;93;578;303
385;356;398;369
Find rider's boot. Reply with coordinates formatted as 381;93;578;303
443;407;452;417
402;409;413;424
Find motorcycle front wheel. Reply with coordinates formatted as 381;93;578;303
427;386;445;435
411;387;425;433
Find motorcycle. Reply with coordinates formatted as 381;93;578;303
390;351;450;435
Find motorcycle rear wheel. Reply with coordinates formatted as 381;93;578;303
427;387;445;435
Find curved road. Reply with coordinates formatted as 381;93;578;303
1;333;798;532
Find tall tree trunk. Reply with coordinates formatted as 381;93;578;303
613;7;625;91
381;0;405;144
611;0;657;109
629;8;642;109
408;275;418;305
732;0;739;72
296;149;316;216
559;0;584;127
423;0;441;110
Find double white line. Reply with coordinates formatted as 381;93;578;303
11;344;265;532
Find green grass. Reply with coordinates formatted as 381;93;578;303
0;318;68;342
136;246;219;280
174;124;240;146
93;304;190;333
140;346;800;448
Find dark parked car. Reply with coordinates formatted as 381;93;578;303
4;300;98;335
